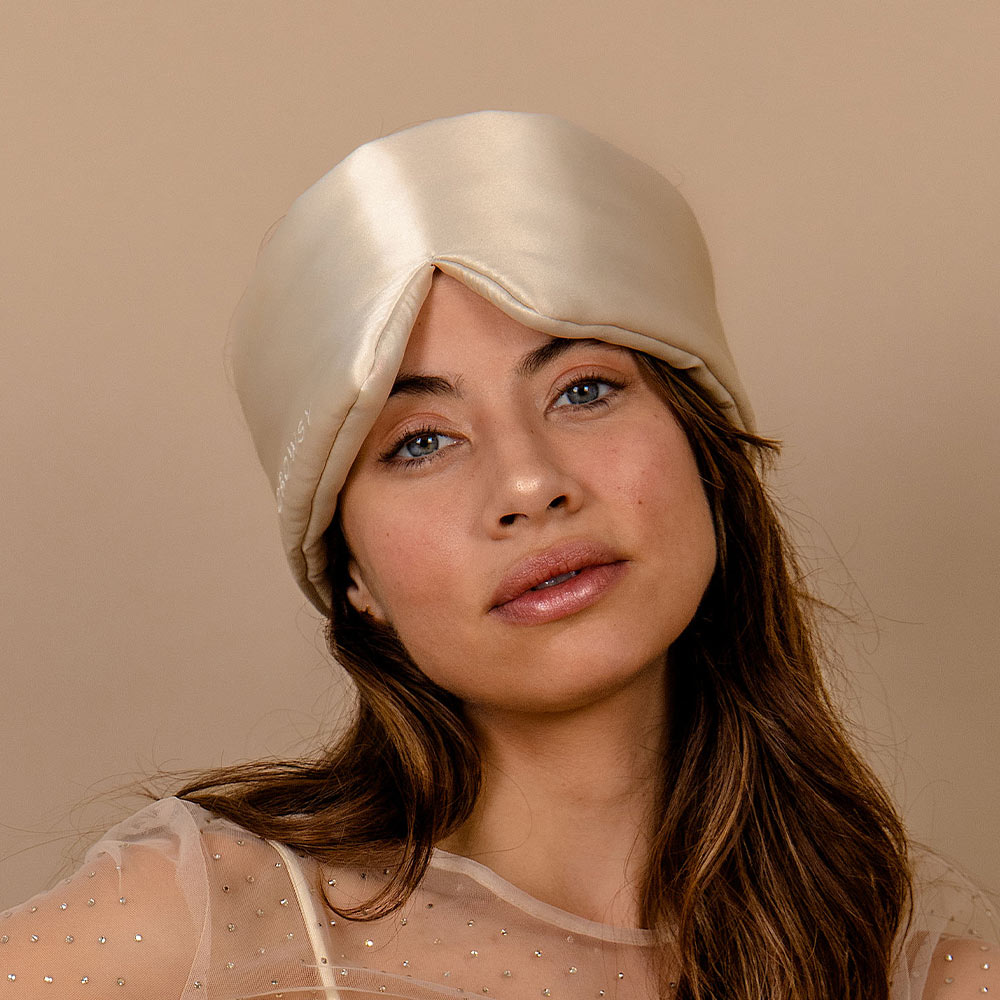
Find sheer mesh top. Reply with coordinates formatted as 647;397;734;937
1;798;996;998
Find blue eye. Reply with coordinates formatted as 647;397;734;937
402;433;440;458
554;379;614;407
392;431;458;462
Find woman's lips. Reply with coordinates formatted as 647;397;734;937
488;541;628;626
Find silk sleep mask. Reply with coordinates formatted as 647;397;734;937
229;110;754;614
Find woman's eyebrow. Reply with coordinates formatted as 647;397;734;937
515;337;618;377
388;338;619;399
388;373;459;400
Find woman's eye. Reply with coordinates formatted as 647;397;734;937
393;431;457;461
554;379;614;407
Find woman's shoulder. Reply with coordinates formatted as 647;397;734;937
893;845;999;999
909;845;998;941
0;797;325;1000
919;935;997;998
83;795;276;867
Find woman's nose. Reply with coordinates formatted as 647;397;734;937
481;430;583;535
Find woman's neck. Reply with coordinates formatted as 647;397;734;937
438;660;667;928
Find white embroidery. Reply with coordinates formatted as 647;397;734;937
275;408;311;513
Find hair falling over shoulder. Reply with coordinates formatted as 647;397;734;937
175;355;912;1000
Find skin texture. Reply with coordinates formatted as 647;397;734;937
338;272;717;924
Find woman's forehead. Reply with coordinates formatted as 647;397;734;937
403;273;542;360
400;273;624;376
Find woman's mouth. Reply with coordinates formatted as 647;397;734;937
489;542;628;626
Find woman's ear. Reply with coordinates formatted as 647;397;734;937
345;558;387;623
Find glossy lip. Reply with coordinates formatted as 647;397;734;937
488;540;628;625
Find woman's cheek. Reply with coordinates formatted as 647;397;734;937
585;443;657;508
372;505;464;617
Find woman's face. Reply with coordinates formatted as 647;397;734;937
339;273;716;713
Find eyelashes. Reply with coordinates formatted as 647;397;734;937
379;426;456;465
380;370;628;468
552;372;623;409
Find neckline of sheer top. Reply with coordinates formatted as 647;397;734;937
427;848;656;947
199;800;654;948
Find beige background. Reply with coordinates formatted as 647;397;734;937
1;1;997;911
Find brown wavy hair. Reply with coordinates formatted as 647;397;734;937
176;353;911;1000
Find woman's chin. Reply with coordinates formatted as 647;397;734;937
454;646;670;719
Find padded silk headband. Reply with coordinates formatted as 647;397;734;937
229;111;753;614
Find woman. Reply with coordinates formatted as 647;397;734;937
1;111;994;999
